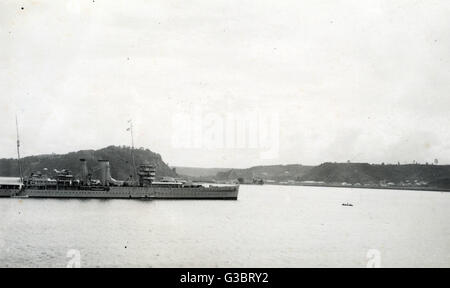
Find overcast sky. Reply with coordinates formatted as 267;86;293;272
1;0;449;168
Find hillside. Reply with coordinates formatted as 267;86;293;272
215;164;313;182
299;162;450;185
212;162;450;188
428;178;450;189
0;146;177;180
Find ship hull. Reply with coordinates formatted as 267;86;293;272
0;189;19;197
18;185;239;200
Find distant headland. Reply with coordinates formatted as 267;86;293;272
177;162;450;191
0;146;177;180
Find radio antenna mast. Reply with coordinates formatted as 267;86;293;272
127;120;137;180
16;115;23;182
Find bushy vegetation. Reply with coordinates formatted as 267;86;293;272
300;162;450;184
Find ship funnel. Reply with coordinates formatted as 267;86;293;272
98;160;111;187
80;159;88;184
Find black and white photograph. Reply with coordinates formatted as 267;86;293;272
1;0;449;270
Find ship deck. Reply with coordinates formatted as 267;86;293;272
1;185;239;200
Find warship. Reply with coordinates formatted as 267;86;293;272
0;119;239;200
0;160;239;200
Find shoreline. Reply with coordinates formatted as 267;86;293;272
260;183;450;193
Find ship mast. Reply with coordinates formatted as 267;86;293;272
127;120;137;181
16;115;23;182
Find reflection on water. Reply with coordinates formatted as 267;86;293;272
0;185;449;267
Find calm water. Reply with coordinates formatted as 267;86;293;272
0;185;449;267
